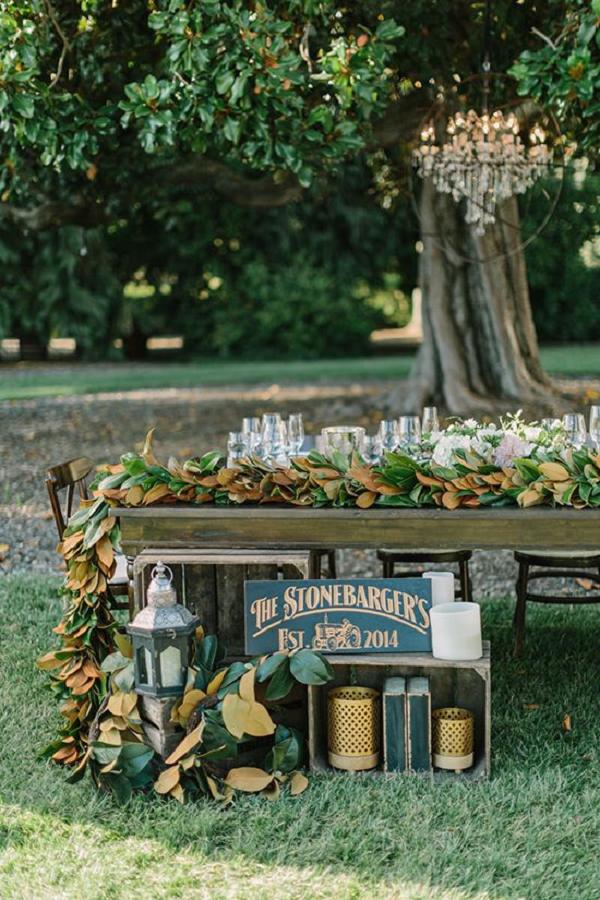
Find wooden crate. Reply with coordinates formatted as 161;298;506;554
132;548;315;656
308;642;491;781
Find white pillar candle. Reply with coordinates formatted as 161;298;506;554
430;602;483;660
422;571;455;606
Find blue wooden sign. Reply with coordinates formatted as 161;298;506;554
244;578;432;655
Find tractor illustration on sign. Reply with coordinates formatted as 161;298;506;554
311;615;362;651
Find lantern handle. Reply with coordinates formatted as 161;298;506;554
151;561;174;584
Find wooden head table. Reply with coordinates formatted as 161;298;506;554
117;506;600;557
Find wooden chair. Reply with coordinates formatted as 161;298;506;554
313;549;337;578
377;549;472;601
513;550;600;656
45;457;130;611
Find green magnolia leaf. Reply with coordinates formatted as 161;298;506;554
217;661;248;697
91;742;121;766
105;772;133;805
265;658;294;700
202;709;238;758
196;635;218;673
113;661;135;692
256;652;288;683
289;649;333;685
101;651;129;674
264;724;303;773
118;742;154;777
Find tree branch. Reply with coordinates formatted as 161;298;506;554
43;0;71;89
161;157;304;207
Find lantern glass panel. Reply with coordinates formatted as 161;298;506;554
143;646;154;686
160;644;183;688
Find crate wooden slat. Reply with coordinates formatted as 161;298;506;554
308;643;491;781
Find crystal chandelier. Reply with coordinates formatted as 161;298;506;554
412;1;551;235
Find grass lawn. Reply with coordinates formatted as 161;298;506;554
0;344;598;402
1;576;599;899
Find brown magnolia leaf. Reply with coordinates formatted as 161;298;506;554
142;427;159;467
224;767;273;793
289;771;309;796
100;758;119;774
562;713;573;733
222;693;251;739
154;765;181;794
576;578;594;591
246;701;276;737
441;491;461;510
107;693;125;717
125;485;144;506
180;755;196;771
517;489;543;508
0;542;9;561
170;782;185;804
100;727;122;746
523;703;540;710
239;667;255;704
120;692;138;717
356;491;377;509
171;689;206;726
37;652;64;670
263;780;280;801
538;462;570;482
142;483;171;505
99;516;117;536
165;722;205;764
71;677;95;695
96;535;114;573
206;669;226;695
61;531;84;554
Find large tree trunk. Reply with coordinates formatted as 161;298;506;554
408;178;558;415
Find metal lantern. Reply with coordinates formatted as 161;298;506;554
126;561;199;698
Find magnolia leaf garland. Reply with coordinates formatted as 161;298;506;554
39;429;600;801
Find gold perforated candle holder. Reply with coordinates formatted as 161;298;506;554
432;707;474;772
327;686;380;771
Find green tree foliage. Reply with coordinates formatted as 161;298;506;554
0;2;596;354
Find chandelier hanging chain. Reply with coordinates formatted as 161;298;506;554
412;0;552;236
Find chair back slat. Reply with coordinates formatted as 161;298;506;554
45;456;94;539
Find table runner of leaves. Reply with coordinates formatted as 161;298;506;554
38;428;600;804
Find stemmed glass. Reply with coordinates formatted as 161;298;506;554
361;435;380;465
377;420;399;457
227;432;247;467
398;415;422;447
422;406;439;437
241;417;261;455
321;427;365;463
287;413;304;455
589;406;600;449
261;414;288;463
562;413;587;449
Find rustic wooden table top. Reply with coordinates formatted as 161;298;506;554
116;505;600;554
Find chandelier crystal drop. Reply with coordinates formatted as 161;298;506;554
413;109;551;236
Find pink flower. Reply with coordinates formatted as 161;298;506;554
493;434;533;468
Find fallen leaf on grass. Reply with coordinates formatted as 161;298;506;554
576;578;595;591
522;703;540;710
0;543;10;561
562;713;573;733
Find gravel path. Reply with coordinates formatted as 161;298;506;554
1;376;597;599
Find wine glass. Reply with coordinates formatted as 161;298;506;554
398;415;422;447
377;420;399;456
287;413;304;455
422;406;440;437
589;406;600;449
360;435;379;465
241;417;261;454
227;432;247;467
562;413;587;449
261;415;288;462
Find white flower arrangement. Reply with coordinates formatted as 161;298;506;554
428;412;568;469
